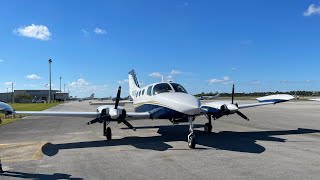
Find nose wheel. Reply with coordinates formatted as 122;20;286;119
187;116;196;148
188;133;196;148
103;121;112;140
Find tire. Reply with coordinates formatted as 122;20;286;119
106;127;112;140
204;123;212;133
188;134;196;149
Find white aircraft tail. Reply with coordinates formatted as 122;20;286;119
128;70;140;99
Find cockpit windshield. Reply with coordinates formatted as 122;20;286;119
170;83;188;93
153;83;173;95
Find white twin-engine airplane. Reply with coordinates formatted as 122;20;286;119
0;70;294;148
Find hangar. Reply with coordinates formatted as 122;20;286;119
0;90;69;103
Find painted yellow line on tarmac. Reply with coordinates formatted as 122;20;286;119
0;141;46;163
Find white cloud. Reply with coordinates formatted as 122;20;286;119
14;24;51;40
231;67;237;71
303;4;320;16
170;69;181;75
208;76;232;84
165;75;173;82
0;59;4;63
251;80;261;85
118;79;129;84
81;29;89;37
24;84;37;87
94;28;107;35
69;79;89;88
4;82;15;85
149;72;162;77
26;74;41;80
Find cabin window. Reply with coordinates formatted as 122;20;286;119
170;83;188;93
147;86;152;96
142;89;145;95
153;83;173;95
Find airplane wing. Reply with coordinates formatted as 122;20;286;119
13;111;100;118
201;94;294;120
239;94;294;109
89;100;133;106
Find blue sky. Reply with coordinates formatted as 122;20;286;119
1;0;320;97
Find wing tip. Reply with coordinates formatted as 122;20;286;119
256;94;294;103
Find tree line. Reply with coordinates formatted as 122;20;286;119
194;91;320;97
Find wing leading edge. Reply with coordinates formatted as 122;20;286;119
239;94;294;109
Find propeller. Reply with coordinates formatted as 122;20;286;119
215;84;249;121
236;111;249;121
114;86;121;109
87;86;136;130
231;84;235;104
231;83;249;121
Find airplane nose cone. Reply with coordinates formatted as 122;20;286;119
160;93;201;115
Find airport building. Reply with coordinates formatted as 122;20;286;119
0;90;69;103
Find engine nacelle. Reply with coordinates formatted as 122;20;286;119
97;105;126;120
220;104;238;115
226;104;238;114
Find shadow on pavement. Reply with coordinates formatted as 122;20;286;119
42;125;320;156
0;171;83;180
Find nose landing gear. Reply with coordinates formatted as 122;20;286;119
103;121;112;140
187;116;196;148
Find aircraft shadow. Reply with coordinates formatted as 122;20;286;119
42;125;320;156
0;171;83;180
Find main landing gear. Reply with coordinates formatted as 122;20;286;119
103;121;112;140
204;115;213;133
188;116;196;148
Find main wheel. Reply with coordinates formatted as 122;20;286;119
106;127;112;140
204;123;212;133
188;134;196;149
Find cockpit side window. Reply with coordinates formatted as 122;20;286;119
147;86;152;96
170;83;187;93
153;83;173;95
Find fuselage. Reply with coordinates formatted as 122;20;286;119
131;82;201;120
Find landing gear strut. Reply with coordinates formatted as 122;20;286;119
103;121;112;140
188;116;196;148
0;159;3;173
204;115;213;133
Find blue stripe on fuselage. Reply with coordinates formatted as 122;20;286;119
135;104;186;119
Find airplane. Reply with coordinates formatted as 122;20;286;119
197;94;220;100
112;95;132;102
309;98;320;102
0;70;294;148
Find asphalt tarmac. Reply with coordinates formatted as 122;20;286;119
0;100;320;179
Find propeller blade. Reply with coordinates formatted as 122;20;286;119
231;84;235;104
236;111;249;121
87;117;102;125
114;86;121;109
122;119;136;131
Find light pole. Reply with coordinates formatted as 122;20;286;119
6;88;8;102
11;82;14;103
59;77;62;93
48;59;52;103
64;84;66;93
